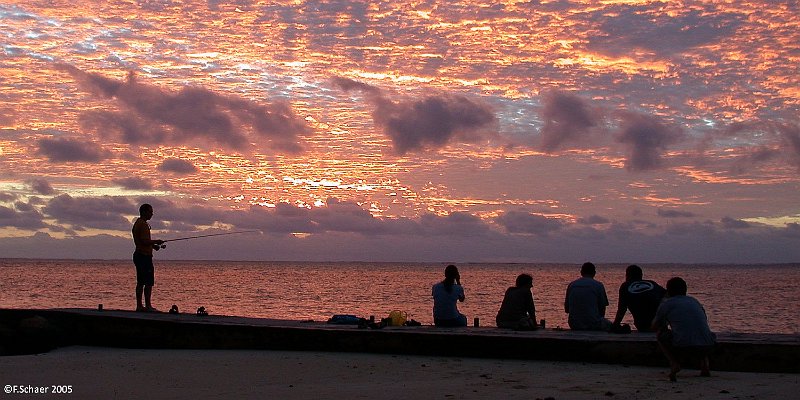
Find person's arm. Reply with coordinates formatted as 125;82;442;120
598;285;608;317
651;301;667;332
650;319;661;332
612;284;627;326
527;290;537;321
455;271;465;301
564;285;571;313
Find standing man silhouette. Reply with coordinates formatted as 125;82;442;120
132;203;164;312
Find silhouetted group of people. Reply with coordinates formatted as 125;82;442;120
134;204;717;382
431;262;717;381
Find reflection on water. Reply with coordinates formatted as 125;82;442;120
1;260;798;334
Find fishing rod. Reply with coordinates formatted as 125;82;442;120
153;230;259;250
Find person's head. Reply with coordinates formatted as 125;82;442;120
139;203;153;220
666;277;688;297
442;264;460;292
625;264;643;281
444;264;460;281
580;262;596;278
515;273;533;288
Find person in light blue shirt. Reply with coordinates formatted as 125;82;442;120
564;262;611;331
652;277;716;381
432;264;467;327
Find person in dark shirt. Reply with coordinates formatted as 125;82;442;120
496;274;537;330
612;265;666;332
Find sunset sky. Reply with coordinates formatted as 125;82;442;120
1;0;798;263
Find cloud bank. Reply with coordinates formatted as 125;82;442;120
0;194;798;263
57;64;311;154
36;138;111;163
158;158;197;174
538;91;600;153
333;77;498;154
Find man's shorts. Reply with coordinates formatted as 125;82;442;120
133;252;154;286
658;329;714;356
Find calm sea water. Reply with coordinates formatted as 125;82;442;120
1;259;798;334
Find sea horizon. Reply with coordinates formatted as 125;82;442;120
3;257;799;266
3;259;798;335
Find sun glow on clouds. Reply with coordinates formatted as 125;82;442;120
744;215;800;228
282;176;375;191
0;1;798;261
554;53;672;77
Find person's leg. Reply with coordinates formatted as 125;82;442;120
136;284;145;311
434;317;467;327
658;341;681;381
699;355;711;377
144;285;153;309
142;256;155;311
516;317;537;330
600;318;612;332
496;320;515;329
134;253;145;311
657;331;681;381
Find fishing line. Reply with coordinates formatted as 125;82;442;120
154;230;259;250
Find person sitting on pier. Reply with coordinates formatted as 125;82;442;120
612;264;666;332
432;264;467;327
564;262;611;331
652;277;716;381
496;273;538;330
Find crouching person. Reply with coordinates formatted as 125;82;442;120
652;277;717;381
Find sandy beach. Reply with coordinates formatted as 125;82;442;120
1;346;796;399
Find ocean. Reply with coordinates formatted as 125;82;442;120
1;259;798;334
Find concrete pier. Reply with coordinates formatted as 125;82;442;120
1;308;797;373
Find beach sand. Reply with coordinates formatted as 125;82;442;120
1;346;796;399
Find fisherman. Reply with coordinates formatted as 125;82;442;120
132;203;164;312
